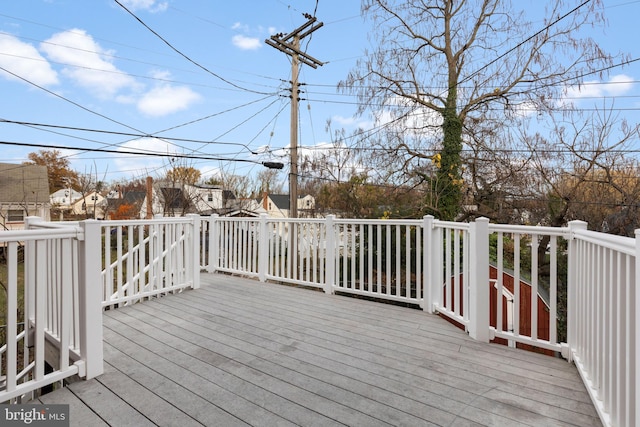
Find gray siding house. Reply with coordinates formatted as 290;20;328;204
0;163;51;230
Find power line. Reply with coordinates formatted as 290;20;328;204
0;64;144;134
0;119;266;153
113;0;274;96
0;50;280;93
0;139;283;168
459;0;594;87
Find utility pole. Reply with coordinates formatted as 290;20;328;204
266;14;324;218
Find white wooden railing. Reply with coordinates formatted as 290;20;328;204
567;221;638;427
0;213;637;426
100;215;200;308
0;217;102;402
0;215;201;403
206;215;426;305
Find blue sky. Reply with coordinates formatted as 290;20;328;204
0;0;639;186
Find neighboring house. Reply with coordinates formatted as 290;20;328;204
50;188;82;208
106;190;147;220
0;163;50;230
70;191;106;219
140;183;238;218
189;184;236;215
257;193;316;218
223;198;266;217
50;188;83;220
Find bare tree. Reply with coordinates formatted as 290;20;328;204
340;0;617;219
525;109;640;232
75;163;108;219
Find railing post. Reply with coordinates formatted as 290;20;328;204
566;220;588;362
423;215;436;313
635;228;640;422
187;214;200;289
258;214;269;282
468;217;490;342
77;219;104;379
324;215;336;294
24;216;43;230
207;214;219;274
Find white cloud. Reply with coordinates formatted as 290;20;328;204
118;0;168;13
565;74;635;101
565;80;602;100
0;33;58;86
332;115;356;126
331;115;373;129
40;29;137;98
231;22;246;31
231;35;261;50
137;84;201;116
603;74;634;96
507;100;538;118
374;97;443;139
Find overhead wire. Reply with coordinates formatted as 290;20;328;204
458;0;594;87
0;64;145;134
0;139;269;165
113;0;275;96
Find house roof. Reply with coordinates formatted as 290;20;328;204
123;191;147;205
0;163;50;204
266;194;290;210
258;194;314;211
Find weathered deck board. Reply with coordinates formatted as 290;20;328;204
41;273;601;427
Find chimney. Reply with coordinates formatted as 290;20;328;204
146;176;153;219
263;191;268;210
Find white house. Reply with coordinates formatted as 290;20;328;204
258;193;316;218
50;188;83;208
139;183;237;218
70;191;106;219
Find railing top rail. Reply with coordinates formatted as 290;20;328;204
0;226;81;242
433;220;471;231
207;216;425;226
489;223;569;237
209;216;278;223
28;220;81;229
334;218;422;226
572;228;635;256
98;217;195;227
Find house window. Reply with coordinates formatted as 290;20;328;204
91;195;98;201
7;209;24;222
207;194;213;202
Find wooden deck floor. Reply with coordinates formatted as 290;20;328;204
38;273;601;426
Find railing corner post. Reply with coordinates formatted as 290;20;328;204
187;214;200;289
635;228;640;420
24;216;43;229
422;215;435;313
566;220;588;361
324;215;336;294
78;219;104;379
207;214;219;274
258;213;269;282
468;217;490;342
